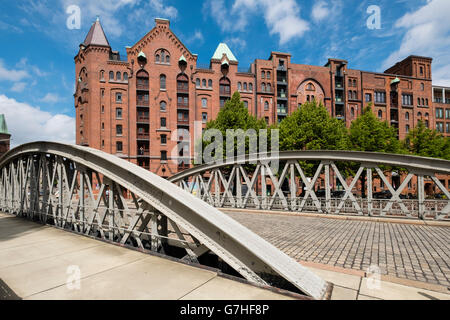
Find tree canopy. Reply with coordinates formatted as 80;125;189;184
349;106;403;154
404;120;450;160
278;100;349;151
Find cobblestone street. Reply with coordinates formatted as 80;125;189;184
225;211;450;287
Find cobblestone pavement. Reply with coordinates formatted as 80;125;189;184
225;211;450;287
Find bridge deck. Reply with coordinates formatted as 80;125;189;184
224;210;450;289
0;213;296;300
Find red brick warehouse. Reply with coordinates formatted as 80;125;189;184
74;18;447;190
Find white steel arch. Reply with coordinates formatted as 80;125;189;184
0;142;331;300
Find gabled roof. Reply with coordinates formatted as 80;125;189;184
0;114;8;134
83;17;110;47
212;43;237;62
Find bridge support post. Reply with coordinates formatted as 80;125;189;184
367;168;373;216
418;175;425;220
324;162;331;214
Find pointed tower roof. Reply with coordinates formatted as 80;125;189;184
83;17;110;47
0;114;8;134
212;43;237;62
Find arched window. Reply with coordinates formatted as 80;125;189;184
238;82;242;91
109;71;114;80
156;54;160;62
406;124;410;133
116;72;121;81
307;83;315;91
264;101;269;110
160;74;166;90
405;112;409;121
425;98;428;105
244;101;248;108
261;83;266;92
351;107;355;118
249;83;253;92
267;71;271;79
202;79;206;87
267;83;271;92
196;78;200;87
378;110;382;118
261;71;265;79
123;72;128;81
100;70;105;80
421;98;425;106
208;79;212;88
418;98;421;105
421;83;424;91
160;101;166;112
243;83;247;91
166;55;170;64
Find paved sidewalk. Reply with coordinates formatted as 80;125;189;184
224;210;450;288
0;213;297;300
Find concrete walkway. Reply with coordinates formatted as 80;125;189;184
0;213;296;300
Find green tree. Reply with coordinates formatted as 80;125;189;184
197;92;269;164
349;105;402;154
279;100;349;151
349;106;404;197
404;120;450;160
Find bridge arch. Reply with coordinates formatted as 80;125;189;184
0;142;330;300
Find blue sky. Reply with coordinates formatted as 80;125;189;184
0;0;449;146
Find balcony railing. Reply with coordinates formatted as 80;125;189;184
136;100;149;106
220;88;231;96
137;149;150;156
137;133;149;139
137;84;149;90
137;116;149;122
278;92;287;98
177;84;189;93
335;97;344;103
177;101;189;108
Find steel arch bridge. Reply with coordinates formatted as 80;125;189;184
0;142;331;300
170;151;450;220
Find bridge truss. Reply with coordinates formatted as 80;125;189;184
170;151;450;220
0;142;330;300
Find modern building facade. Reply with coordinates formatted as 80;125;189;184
74;18;442;184
433;85;450;136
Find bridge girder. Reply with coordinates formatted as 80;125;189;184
0;142;330;300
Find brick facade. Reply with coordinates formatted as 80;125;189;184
74;18;446;190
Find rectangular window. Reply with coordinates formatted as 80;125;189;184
446;109;450;119
116;141;123;152
365;93;372;102
161;134;167;144
116;108;122;119
202;98;207;108
116;125;123;136
202;112;208;123
161;151;167;161
436;122;444;133
436;108;444;119
402;94;412;106
375;91;386;103
446;123;450;134
161;117;166;127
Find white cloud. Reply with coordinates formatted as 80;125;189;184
0;95;75;147
224;37;247;50
382;0;450;86
10;82;27;93
186;30;204;45
40;93;62;104
312;1;329;22
149;0;178;19
206;0;309;45
0;60;29;82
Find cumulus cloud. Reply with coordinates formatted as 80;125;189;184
206;0;309;45
0;95;75;147
382;0;450;86
40;93;63;104
311;1;329;22
0;59;29;82
186;30;204;45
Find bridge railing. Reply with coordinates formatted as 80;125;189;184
170;153;450;221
